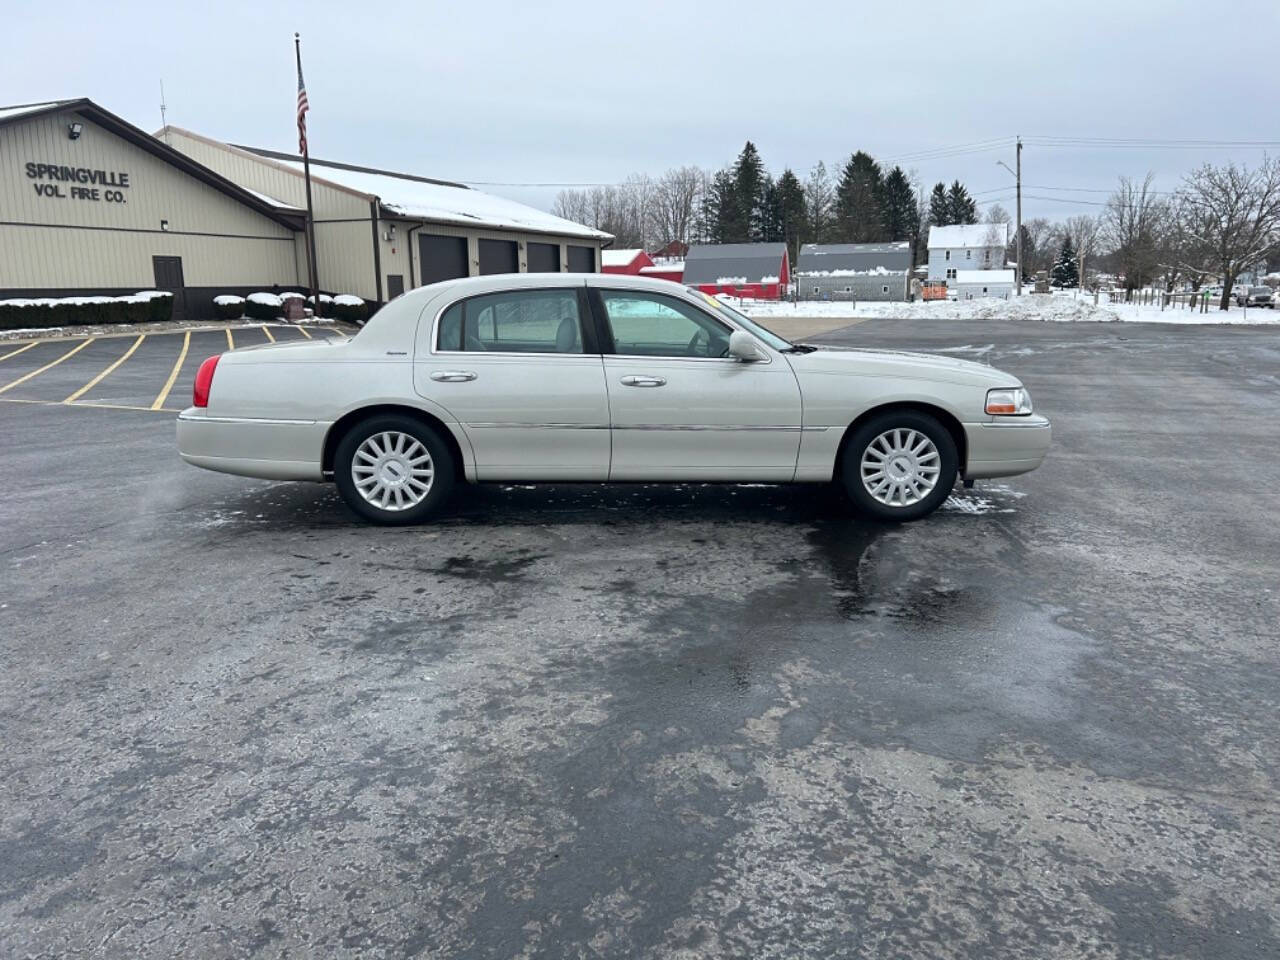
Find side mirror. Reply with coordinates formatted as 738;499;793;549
728;330;768;362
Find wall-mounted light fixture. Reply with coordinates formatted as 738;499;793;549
67;122;83;140
160;219;169;232
383;224;397;242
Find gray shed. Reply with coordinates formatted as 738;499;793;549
797;242;911;302
682;243;789;295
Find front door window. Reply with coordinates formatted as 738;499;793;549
597;290;731;358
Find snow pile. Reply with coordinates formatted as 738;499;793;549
333;294;364;306
0;291;170;307
726;291;1280;325
213;295;244;306
247;292;283;307
715;276;749;285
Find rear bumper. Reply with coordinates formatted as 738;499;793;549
964;415;1051;480
176;409;327;481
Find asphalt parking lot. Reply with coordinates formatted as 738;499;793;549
2;317;1278;958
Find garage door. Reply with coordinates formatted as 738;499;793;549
478;239;518;275
567;245;596;272
419;234;469;285
526;242;561;273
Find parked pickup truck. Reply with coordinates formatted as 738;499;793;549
1236;286;1275;308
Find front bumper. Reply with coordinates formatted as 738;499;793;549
963;414;1052;480
176;409;327;481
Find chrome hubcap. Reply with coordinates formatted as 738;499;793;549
860;428;941;507
352;431;434;511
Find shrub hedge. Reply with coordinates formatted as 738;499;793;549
213;296;245;321
0;292;173;331
244;293;283;322
332;295;369;325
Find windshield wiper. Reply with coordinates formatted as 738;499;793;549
782;343;818;354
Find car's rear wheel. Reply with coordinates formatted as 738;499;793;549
841;411;957;521
334;415;455;524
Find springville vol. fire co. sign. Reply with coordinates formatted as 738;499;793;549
25;163;131;203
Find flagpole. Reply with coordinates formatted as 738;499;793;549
295;32;319;311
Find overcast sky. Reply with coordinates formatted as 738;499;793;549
3;0;1277;222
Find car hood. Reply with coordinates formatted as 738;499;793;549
785;346;1020;387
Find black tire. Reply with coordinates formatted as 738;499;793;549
840;410;958;522
333;415;455;525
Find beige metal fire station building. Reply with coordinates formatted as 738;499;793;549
0;98;610;319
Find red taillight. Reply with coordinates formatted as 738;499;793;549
193;355;221;408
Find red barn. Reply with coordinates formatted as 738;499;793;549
601;248;654;274
639;259;685;284
681;243;789;300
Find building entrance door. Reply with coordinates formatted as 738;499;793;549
151;256;186;322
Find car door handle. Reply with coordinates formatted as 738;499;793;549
620;375;666;387
430;370;477;382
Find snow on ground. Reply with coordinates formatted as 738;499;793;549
726;291;1280;325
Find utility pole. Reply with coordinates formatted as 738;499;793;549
997;139;1023;295
1015;137;1022;295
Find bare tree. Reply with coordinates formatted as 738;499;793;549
650;166;704;251
985;203;1011;224
1103;173;1169;290
804;161;836;243
1174;157;1280;309
1063;215;1101;289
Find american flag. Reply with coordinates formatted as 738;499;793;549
296;59;309;155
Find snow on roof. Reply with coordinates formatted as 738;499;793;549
259;154;609;240
0;100;72;123
602;248;645;267
798;242;911;275
239;185;302;210
640;262;683;273
929;223;1009;249
954;269;1015;284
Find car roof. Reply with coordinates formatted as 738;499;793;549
391;271;694;306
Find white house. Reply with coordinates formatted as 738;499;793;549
928;223;1009;283
953;269;1015;300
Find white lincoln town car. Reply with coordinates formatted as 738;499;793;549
177;273;1050;523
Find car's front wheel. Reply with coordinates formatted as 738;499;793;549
334;415;455;524
841;411;958;521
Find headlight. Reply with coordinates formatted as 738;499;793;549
986;387;1033;415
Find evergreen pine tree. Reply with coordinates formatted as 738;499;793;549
835;151;888;242
928;182;950;226
703;170;737;244
758;176;785;243
881;166;918;241
1052;235;1079;287
946;180;978;224
775;169;808;256
731;141;765;242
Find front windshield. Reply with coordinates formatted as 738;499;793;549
692;290;794;351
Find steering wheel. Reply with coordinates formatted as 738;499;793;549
685;329;709;357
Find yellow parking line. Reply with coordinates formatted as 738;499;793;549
0;341;38;362
0;396;177;414
226;328;235;350
261;324;276;343
296;326;313;339
0;337;95;395
64;334;145;403
151;330;190;411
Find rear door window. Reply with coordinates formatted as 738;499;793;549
437;289;585;353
